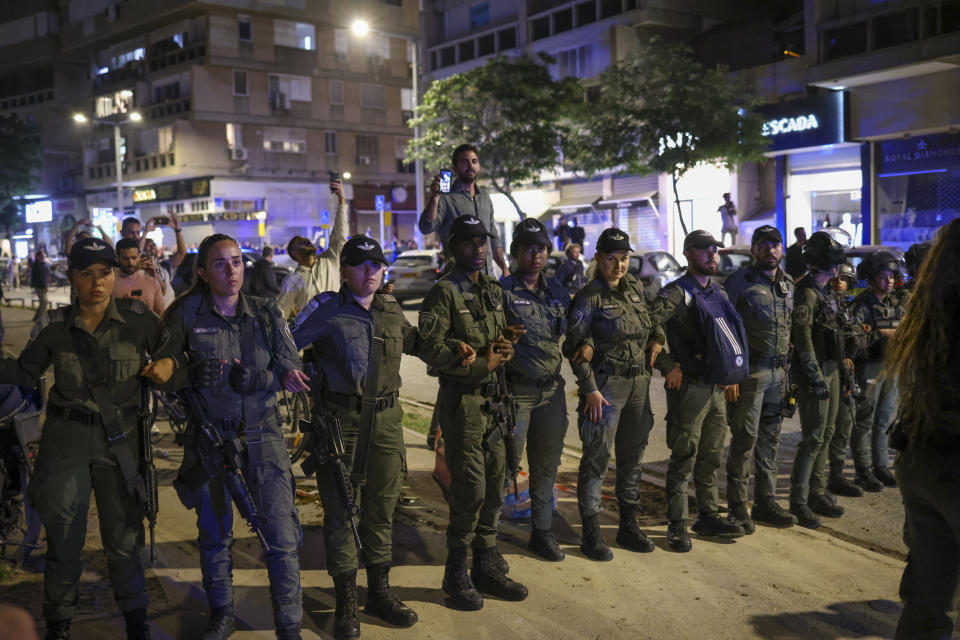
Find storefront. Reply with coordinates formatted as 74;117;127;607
759;91;865;246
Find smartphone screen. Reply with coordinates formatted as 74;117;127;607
440;170;452;193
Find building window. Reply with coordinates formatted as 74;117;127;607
356;134;379;159
530;16;550;41
553;8;573;33
600;0;623;19
274;19;316;50
555;45;592;79
440;45;455;67
334;29;349;60
458;40;475;62
269;74;311;108
263;126;307;153
233;70;248;96
470;3;490;29
329;79;343;105
498;27;517;51
366;34;391;62
324;130;337;155
396;137;414;173
238;15;253;42
226;123;244;149
110;48;145;70
478;33;495;56
576;1;596;26
153;80;180;102
360;84;385;108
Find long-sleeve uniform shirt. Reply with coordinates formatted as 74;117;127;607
723;266;794;363
790;279;843;386
277;201;350;318
850;290;904;363
501;274;569;382
418;180;503;275
563;273;667;395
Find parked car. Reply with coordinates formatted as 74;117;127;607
385;249;442;303
715;246;754;285
173;248;291;296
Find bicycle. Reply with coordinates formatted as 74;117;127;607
150;388;189;440
277;388;311;463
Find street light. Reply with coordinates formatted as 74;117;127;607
73;110;142;221
351;18;424;249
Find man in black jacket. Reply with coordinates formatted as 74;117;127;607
249;246;281;298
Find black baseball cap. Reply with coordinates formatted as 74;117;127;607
69;237;120;270
596;228;633;253
751;225;783;246
449;214;493;241
340;235;388;266
513;218;551;247
684;230;724;251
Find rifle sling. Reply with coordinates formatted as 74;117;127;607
69;326;147;504
350;304;384;486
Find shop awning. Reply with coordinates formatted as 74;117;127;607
596;191;657;209
547;195;600;212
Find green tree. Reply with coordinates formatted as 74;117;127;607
0;114;43;233
407;54;583;217
568;37;768;235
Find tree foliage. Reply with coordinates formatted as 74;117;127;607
0;113;43;232
407;54;583;217
568;37;768;234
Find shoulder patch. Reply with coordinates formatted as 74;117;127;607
29;316;49;341
569;309;585;332
379;293;398;304
47;307;67;324
793;305;810;323
418;311;439;339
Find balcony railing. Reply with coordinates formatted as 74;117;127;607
145;96;191;121
86;152;176;180
93;61;146;92
149;42;207;73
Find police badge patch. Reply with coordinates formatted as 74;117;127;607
418;312;439;339
793;305;810;323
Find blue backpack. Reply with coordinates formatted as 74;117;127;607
675;278;750;385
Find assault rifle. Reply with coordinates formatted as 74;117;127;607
486;367;521;500
178;388;271;551
139;379;159;564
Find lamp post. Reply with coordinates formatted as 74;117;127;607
73;110;142;219
351;19;425;249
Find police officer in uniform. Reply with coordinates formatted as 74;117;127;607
648;230;747;552
895;242;930;309
787;231;849;529
143;233;311;640
417;214;528;611
850;251;906;488
0;238;161;640
501;219;570;561
291;236;463;638
722;226;798;530
563;228;666;561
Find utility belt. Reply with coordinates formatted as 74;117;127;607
324;390;398;413
750;354;788;370
506;373;561;391
593;360;647;379
442;379;500;398
47;402;140;426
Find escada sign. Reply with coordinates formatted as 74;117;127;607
763;114;820;137
757;92;847;154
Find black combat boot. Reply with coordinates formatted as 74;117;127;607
202;605;235;640
874;466;897;487
616;508;656;552
487;546;510;574
854;467;884;492
808;492;844;517
275;627;302;640
579;514;613;561
123;608;150;640
751;499;797;527
691;512;746;538
528;528;565;562
365;564;418;628
470;547;528;601
45;619;71;640
828;466;864;497
333;571;361;640
442;548;483;611
789;503;822;529
667;520;692;553
727;503;756;535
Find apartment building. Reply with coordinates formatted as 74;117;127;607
0;0;421;253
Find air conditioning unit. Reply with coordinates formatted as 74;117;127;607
230;147;248;161
356;155;371;166
270;92;288;110
334;51;348;63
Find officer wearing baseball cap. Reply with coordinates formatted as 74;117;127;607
722;225;798;531
502;218;571;561
0;236;164;639
292;234;427;637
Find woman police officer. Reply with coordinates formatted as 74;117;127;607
562;227;667;561
500;218;570;561
142;233;310;640
0;237;163;639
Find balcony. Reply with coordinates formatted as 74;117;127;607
93;61;146;93
86;152;176;182
149;42;207;73
144;96;191;121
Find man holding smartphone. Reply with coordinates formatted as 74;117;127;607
418;144;510;278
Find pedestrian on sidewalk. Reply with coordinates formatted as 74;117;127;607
291;236;464;639
30;248;50;321
648;230;749;552
417;214;528;611
718;193;738;246
0;238;163;640
556;243;585;293
722;225;799;531
563;227;668;561
142;233;311;640
883;218;960;639
501;219;570;562
787;231;850;529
